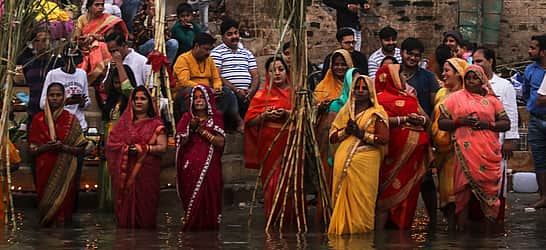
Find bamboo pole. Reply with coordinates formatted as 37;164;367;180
0;0;44;227
249;0;331;233
150;0;176;136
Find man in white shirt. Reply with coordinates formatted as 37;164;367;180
40;45;91;132
472;47;519;219
211;19;259;132
105;32;152;88
368;26;402;79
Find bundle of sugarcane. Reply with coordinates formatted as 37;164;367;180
0;0;44;228
147;0;176;136
248;0;331;233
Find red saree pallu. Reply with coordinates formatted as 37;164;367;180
375;65;431;229
176;85;224;231
77;13;128;84
244;84;296;222
106;91;164;229
29;110;86;226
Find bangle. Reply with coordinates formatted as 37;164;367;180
364;132;375;144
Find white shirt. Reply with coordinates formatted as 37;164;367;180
490;74;520;143
124;49;152;88
368;47;402;79
490;74;519;198
39;68;91;130
538;74;546;95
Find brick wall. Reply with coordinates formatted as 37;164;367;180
215;0;544;65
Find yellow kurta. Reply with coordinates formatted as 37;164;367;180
173;51;222;90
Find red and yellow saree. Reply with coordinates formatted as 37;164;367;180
375;64;431;229
29;108;86;226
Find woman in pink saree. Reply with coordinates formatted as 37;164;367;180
106;85;167;228
438;65;510;231
176;85;225;231
74;0;128;84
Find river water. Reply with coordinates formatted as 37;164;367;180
1;191;546;249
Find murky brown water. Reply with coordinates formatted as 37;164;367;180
1;191;546;249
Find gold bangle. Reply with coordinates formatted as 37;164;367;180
338;129;346;139
364;133;375;144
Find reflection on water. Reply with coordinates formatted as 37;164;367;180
1;192;546;249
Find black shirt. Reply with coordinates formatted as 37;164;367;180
323;0;366;30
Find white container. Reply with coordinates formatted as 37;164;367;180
512;172;539;193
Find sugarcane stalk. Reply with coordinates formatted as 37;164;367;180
5;132;15;230
248;110;292;228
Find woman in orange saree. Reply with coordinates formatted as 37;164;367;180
28;83;89;226
244;57;293;225
374;64;432;230
74;0;128;84
438;65;510;231
431;57;467;230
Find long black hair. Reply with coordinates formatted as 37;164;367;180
131;85;157;119
102;65;137;121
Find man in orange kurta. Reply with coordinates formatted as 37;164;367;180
173;32;238;128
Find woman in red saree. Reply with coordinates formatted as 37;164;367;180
176;85;225;231
74;0;128;84
106;85;167;228
438;65;510;231
374;64;431;230
244;57;292;223
29;83;89;226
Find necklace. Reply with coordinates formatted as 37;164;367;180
198;60;206;73
401;70;415;80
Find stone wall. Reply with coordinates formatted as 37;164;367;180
221;0;545;66
497;0;546;64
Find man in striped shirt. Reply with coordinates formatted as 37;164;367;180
368;26;402;79
211;19;259;131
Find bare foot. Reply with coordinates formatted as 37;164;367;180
532;197;546;209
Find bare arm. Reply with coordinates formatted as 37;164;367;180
149;133;168;155
248;68;260;97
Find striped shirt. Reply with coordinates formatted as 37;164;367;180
368;47;402;79
211;43;257;90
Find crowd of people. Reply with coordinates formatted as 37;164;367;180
7;0;546;235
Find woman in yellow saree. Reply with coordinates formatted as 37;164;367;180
431;57;467;230
314;49;354;103
74;0;128;84
328;75;389;234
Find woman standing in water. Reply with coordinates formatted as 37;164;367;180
106;86;167;228
431;57;468;230
29;83;89;226
328;75;389;234
438;65;510;231
176;85;225;231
